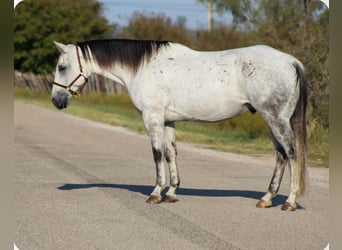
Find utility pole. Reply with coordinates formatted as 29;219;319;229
303;0;312;15
208;0;213;32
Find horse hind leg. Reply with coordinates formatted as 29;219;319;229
260;120;302;211
272;123;307;211
161;122;180;203
256;130;287;208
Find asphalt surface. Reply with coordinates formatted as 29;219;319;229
15;102;329;250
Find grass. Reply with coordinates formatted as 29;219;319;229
14;88;328;167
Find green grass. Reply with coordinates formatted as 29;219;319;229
15;88;328;167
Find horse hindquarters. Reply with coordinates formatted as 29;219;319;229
257;62;308;211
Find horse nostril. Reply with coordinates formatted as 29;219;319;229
52;96;66;110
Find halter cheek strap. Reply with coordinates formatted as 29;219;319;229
53;45;88;96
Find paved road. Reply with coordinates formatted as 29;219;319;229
15;102;328;250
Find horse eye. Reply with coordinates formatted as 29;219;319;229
58;65;66;71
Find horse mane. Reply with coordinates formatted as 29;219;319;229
77;39;170;73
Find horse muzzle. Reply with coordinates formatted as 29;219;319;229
52;90;69;109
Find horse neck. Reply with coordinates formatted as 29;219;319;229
81;41;177;89
85;59;135;88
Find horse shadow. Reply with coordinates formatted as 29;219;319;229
58;183;302;209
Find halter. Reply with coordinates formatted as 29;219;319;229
53;45;88;96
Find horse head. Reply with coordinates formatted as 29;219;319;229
51;41;89;109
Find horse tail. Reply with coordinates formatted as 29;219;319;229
291;62;308;196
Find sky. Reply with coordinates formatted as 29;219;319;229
97;0;233;30
13;0;329;29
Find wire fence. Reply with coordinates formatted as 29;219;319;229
14;71;126;94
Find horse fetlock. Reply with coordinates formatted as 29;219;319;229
170;175;180;187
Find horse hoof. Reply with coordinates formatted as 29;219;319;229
146;195;162;204
161;195;179;203
256;200;272;208
281;202;296;211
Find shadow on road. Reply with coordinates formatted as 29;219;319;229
57;183;297;208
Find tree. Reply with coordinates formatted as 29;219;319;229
197;0;257;29
14;0;115;73
197;0;325;29
120;13;191;46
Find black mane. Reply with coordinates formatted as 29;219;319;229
77;39;170;73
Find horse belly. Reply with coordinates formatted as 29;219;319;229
166;83;249;122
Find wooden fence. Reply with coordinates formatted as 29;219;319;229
14;71;126;94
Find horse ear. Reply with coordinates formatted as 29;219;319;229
54;41;67;54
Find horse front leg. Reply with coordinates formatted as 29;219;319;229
162;122;180;203
143;111;166;204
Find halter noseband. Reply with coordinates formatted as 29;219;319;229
53;44;88;96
